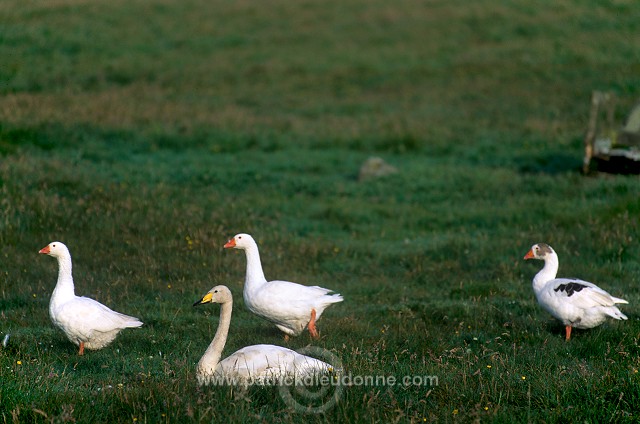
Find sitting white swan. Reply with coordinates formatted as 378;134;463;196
224;233;343;339
524;243;628;340
193;285;333;386
39;241;143;355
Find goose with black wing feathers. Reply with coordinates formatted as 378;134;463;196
523;243;627;340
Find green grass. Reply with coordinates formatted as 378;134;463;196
1;0;640;422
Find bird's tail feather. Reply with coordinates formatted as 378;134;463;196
604;306;628;321
611;296;628;305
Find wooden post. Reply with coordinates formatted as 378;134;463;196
583;91;601;174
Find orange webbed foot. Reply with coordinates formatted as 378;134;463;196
308;308;319;339
565;325;572;341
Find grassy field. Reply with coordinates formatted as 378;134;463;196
1;0;640;422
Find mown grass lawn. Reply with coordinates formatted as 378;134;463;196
1;0;639;422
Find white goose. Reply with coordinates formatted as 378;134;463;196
224;233;343;339
39;241;143;355
523;243;628;340
193;285;334;386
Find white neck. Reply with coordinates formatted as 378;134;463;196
197;299;232;379
242;241;267;289
532;253;559;292
50;253;76;310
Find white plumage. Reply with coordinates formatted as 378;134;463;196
523;243;628;340
194;285;333;386
224;233;343;339
39;241;143;355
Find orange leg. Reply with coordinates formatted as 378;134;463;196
565;325;572;341
308;308;319;339
283;334;290;342
78;341;85;356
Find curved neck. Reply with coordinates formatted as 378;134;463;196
533;253;559;292
197;299;232;375
51;253;75;306
243;242;267;288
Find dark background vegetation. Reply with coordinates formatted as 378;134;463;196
1;0;639;422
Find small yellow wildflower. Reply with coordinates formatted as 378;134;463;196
453;409;459;415
16;360;22;365
167;284;172;289
486;365;492;369
484;406;489;411
521;376;526;380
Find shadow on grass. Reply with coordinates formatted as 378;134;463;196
517;152;583;175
